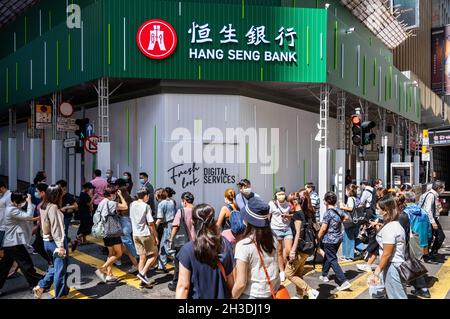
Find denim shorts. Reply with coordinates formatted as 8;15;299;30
272;227;293;240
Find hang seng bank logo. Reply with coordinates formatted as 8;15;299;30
136;19;178;60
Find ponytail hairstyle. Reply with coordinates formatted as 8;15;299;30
192;204;222;268
395;193;406;212
298;188;315;219
346;184;357;197
224;188;238;211
377;195;399;225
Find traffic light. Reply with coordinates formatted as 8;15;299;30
351;114;362;146
75;118;89;140
361;121;376;146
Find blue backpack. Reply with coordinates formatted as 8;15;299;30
228;204;246;235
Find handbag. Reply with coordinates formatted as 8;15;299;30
103;201;123;238
254;242;290;299
171;208;190;250
398;232;428;283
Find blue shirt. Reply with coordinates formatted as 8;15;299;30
156;199;176;223
177;238;235;299
322;208;344;244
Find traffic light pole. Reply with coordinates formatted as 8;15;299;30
51;92;63;184
318;84;331;222
354;107;362;186
335;90;346;203
378;108;388;185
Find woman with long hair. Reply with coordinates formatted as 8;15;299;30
232;195;280;299
368;195;407;299
216;188;239;231
33;185;69;299
116;186;139;272
76;183;95;245
285;191;319;299
175;204;234;299
94;188;128;283
340;184;360;261
122;172;133;195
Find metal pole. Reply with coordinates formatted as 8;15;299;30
81;106;86;185
318;84;331;222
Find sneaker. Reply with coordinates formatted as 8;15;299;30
106;275;119;283
168;281;177;291
307;288;319;299
114;259;122;266
412;289;431;299
291;295;301;299
423;255;439;264
357;263;373;272
337;281;352;291
146;276;156;285
137;273;150;285
319;275;329;282
128;265;138;274
33;286;44;299
280;271;286;282
95;269;107;283
339;256;352;262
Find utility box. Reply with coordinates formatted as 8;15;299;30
391;162;414;188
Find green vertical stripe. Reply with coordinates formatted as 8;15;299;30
306;26;310;65
153;126;157;186
108;24;111;65
5;68;8;103
68;32;71;70
363;56;366;95
373;58;376;86
15;63;18;91
389;66;392;99
242;0;245;19
198;65;202;80
260;67;263;81
334;21;338;69
316;0;319;8
126;108;130;166
369;37;372;46
56;40;59;86
399;82;402;111
93;154;97;170
245;143;249;179
384;75;387;101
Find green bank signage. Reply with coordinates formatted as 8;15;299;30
105;1;327;83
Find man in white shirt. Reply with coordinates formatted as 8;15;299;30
359;180;375;209
0;181;12;234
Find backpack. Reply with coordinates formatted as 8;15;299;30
228;204;245;234
171;208;190;250
295;215;317;256
91;202;106;239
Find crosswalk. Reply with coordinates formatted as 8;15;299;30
4;225;450;299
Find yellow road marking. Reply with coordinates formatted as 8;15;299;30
429;257;450;299
331;272;370;299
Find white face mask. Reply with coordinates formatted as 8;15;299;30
242;188;252;193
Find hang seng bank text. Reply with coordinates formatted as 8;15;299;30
189;48;297;63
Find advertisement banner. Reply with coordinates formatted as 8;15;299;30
391;0;420;30
432;27;445;95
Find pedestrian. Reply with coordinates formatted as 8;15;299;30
168;192;195;291
106;169;117;187
31;183;52;265
130;189;159;287
373;179;384;191
139;172;155;214
216;188;239;231
232;194;279;299
91;169;108;212
235;179;260;210
420;180;446;263
305;182;320;222
0;193;42;296
122;172;133;195
317;191;352;291
345;170;352;186
176;204;235;299
368;195;407;299
285;191;319;299
155;188;176;272
340;184;361;261
56;180;79;252
94;188;128;283
33;185;69;299
116;186;139;273
28;171;47;207
221;211;246;250
269;186;293;283
400;192;432;298
77;183;95;245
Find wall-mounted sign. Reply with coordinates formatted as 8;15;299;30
64;138;77;148
203;167;236;184
59;102;74;117
136;19;178;60
390;0;420;30
36;104;52;129
431;26;450;96
429;128;450;146
57;117;78;132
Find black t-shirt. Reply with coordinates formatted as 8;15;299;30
62;193;76;216
291;210;306;237
78;192;91;215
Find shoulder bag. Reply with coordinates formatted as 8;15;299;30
398;229;428;283
254;242;290;299
171;208;190;250
104;201;123;238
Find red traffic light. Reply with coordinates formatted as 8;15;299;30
351;115;361;125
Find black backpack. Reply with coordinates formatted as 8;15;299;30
171;208;190;250
296;216;317;256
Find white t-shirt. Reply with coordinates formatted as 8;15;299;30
346;196;356;210
0;190;12;231
98;198;118;218
376;221;406;264
130;201;154;237
269;200;291;230
235;237;280;298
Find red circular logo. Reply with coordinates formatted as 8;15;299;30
136;19;178;60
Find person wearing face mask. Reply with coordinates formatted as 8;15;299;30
139;172;155;214
269;186;293;283
77;183;95;245
235;179;260;211
122;172;133;194
28;171;47;207
106;169;117;187
0;193;42;296
31;183;52;266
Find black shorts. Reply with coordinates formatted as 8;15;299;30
103;236;122;247
366;235;379;255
